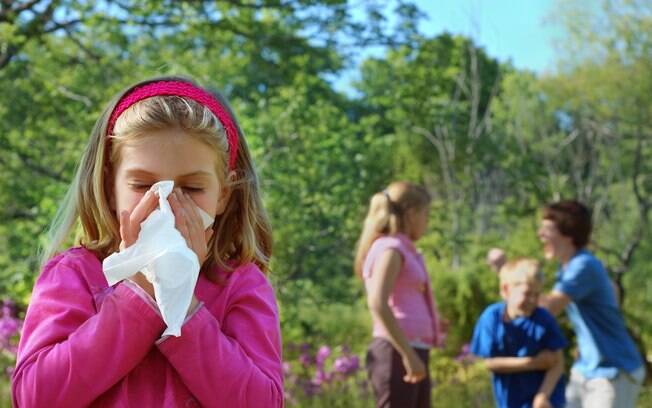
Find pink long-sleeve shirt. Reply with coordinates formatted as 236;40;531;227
12;247;283;407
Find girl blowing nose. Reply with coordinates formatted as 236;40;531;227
12;76;283;407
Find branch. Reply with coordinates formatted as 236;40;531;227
593;242;625;263
56;85;93;108
43;18;82;33
0;140;68;183
223;0;297;11
14;0;42;13
59;25;101;61
632;132;651;211
0;44;18;70
0;207;38;221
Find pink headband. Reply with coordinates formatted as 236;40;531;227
107;80;239;169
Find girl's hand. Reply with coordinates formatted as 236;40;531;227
402;350;427;383
533;393;552;408
118;189;159;297
168;188;214;265
119;189;159;249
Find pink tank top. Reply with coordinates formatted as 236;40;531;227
363;234;444;348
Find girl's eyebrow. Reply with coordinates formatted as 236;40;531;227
124;168;213;178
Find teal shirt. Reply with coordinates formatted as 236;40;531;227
553;250;643;378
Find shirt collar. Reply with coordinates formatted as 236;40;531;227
394;233;418;254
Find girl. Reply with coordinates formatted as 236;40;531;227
354;181;446;408
12;76;283;407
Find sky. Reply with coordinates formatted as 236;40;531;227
334;0;561;94
413;0;559;73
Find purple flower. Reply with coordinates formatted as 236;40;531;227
282;361;292;376
0;302;21;350
333;355;360;375
455;343;476;364
312;368;332;386
299;351;312;368
315;345;331;367
347;355;360;372
333;356;348;373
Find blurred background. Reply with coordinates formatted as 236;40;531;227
1;0;650;406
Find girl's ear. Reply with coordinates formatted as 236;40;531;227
215;170;235;215
403;207;416;233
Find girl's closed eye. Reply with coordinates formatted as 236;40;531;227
129;183;152;191
182;186;204;193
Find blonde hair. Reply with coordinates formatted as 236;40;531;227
354;181;431;278
499;258;543;287
41;76;272;277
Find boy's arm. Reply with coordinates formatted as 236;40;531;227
539;291;571;317
533;350;564;408
483;349;559;373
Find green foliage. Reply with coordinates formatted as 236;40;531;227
279;279;370;354
252;75;392;302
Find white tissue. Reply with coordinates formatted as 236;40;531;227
102;180;214;337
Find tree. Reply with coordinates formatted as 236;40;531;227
355;33;503;267
0;0;411;300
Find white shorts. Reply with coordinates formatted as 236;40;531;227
565;366;646;408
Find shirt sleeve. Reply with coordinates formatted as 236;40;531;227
538;308;567;351
12;255;165;408
552;257;596;301
470;306;498;358
363;237;404;279
156;266;283;408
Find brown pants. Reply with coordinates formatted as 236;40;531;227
366;337;431;408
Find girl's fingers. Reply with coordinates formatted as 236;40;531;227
205;227;214;244
179;191;202;232
169;192;188;234
403;373;424;383
169;191;198;251
119;210;132;246
175;190;211;262
177;190;205;245
125;190;159;243
179;191;206;255
130;190;159;225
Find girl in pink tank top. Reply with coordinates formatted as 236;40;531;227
355;181;447;408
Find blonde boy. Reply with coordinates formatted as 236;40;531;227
471;259;567;408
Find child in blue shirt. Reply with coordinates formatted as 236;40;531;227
538;200;645;408
471;258;566;408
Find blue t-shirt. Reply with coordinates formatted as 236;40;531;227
553;249;643;379
471;303;566;408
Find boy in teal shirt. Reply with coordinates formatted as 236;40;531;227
538;200;645;408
